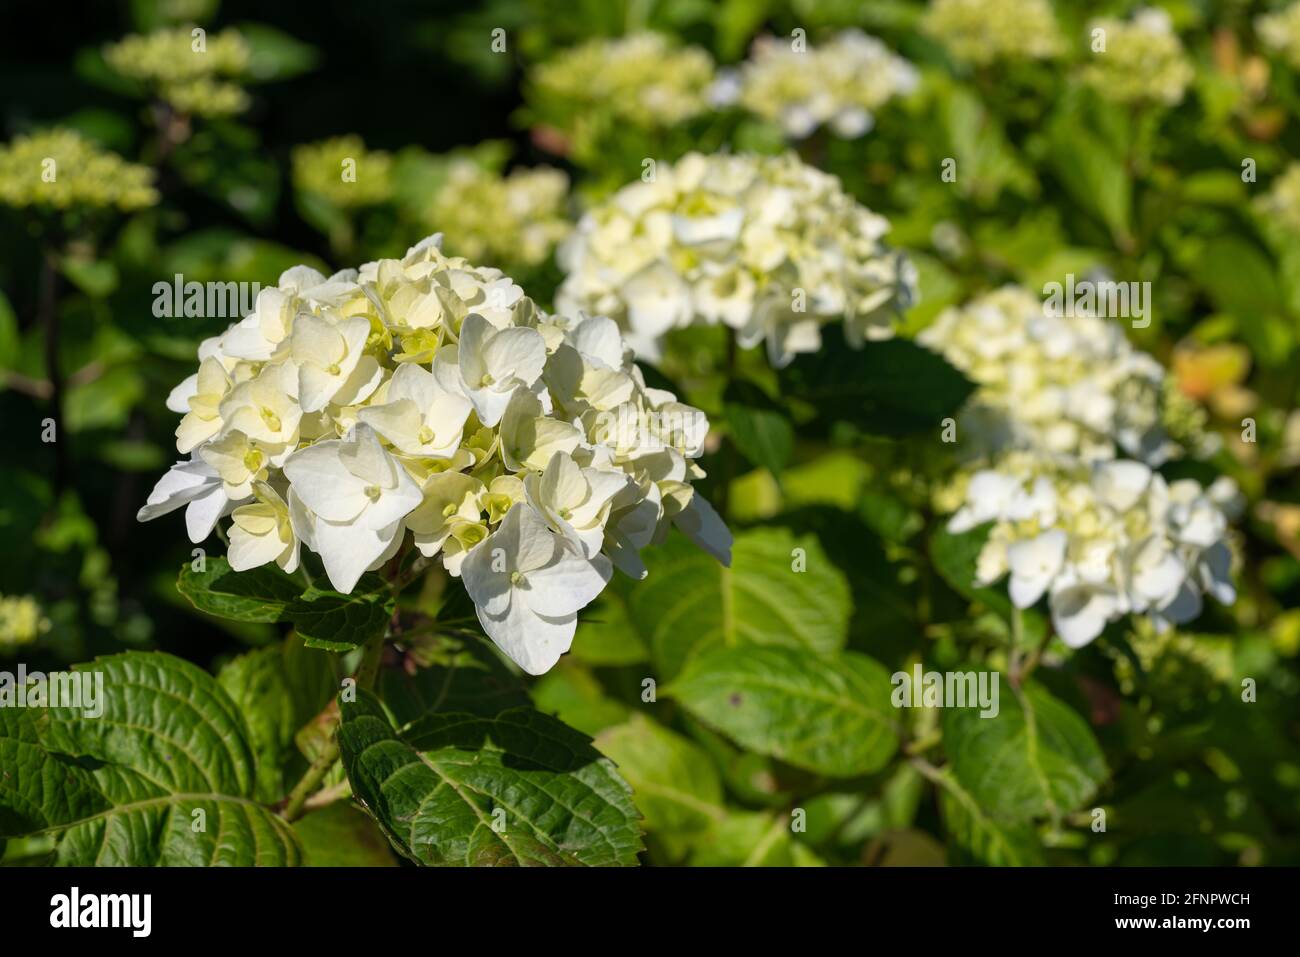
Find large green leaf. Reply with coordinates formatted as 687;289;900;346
935;771;1044;866
176;556;301;623
377;640;530;726
665;645;900;777
943;682;1106;824
292;803;397;867
723;379;794;475
595;715;725;840
779;339;975;436
217;636;337;802
0;652;300;865
630;527;851;679
285;582;392;651
338;692;643;866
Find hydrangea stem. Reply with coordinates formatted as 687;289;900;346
280;628;387;822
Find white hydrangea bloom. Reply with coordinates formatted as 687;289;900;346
556;151;916;367
922;0;1063;65
919;286;1186;465
715;30;918;140
949;453;1241;647
1080;8;1194;106
140;236;731;674
1258;0;1300;70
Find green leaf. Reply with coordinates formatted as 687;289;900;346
176;556;301;623
665;645;900;777
532;661;630;737
723;379;794;474
285;580;392;651
292;803;397;867
689;810;825;866
217;636;337;802
338;693;643;866
570;587;650;666
595;715;725;840
235;22;320;83
943;682;1106;824
935;770;1044;866
779;339;975;435
630;527;851;679
0;652;300;865
377;640;529;726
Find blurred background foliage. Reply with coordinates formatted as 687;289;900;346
1;0;1298;866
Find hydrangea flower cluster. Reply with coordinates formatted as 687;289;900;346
556;151;917;366
138;235;731;674
918;286;1207;466
712;30;919;140
292;136;394;208
0;595;50;651
426;160;570;269
104;26;251;117
0;129;158;211
526;33;714;161
1256;162;1300;235
922;0;1062;65
947;454;1240;647
1257;1;1300;70
1080;9;1194;106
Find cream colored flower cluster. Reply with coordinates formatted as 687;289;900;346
138;235;731;675
428;160;571;269
1258;1;1300;70
0;595;50;651
1080;9;1194;106
104;26;251;117
529;32;714;158
292;136;395;208
556;151;916;366
713;30;919;139
948;454;1239;648
919;286;1193;466
1256;162;1300;235
922;0;1063;65
0;129;158;211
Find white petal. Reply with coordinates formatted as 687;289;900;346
525;552;612;618
673;494;732;565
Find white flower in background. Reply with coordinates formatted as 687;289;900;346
1080;9;1194;106
461;502;612;675
946;453;1239;648
527;32;715;163
557;151;916;367
139;234;731;674
718;30;918;140
1258;1;1300;71
922;0;1063;65
919;285;1213;466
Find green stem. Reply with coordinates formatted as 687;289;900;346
280;628;387;822
280;737;340;822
